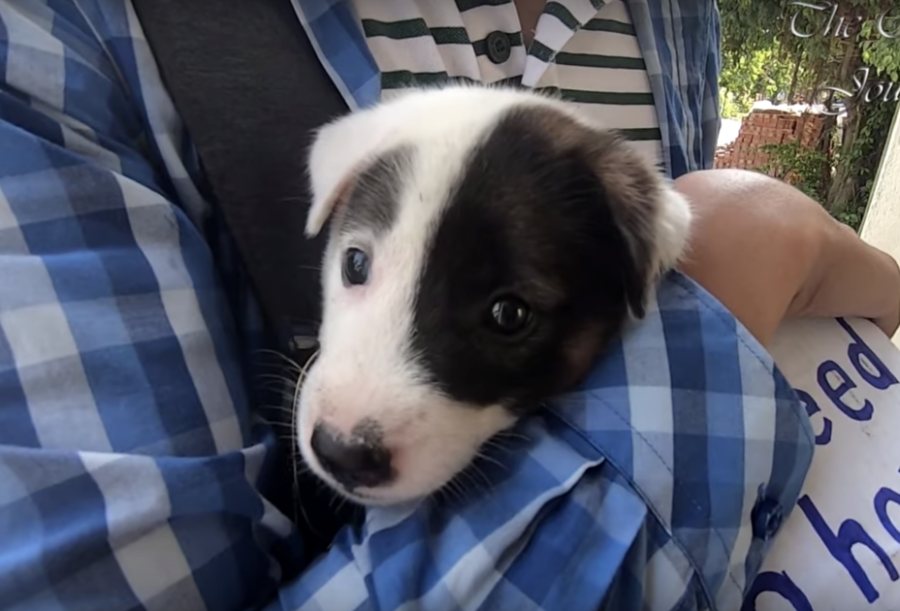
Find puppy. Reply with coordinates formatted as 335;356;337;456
297;85;691;506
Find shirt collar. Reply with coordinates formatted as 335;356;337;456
288;0;381;110
522;0;605;87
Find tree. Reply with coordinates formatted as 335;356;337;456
825;3;900;217
717;0;900;225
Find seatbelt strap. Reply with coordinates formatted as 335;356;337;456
131;0;357;553
132;0;348;353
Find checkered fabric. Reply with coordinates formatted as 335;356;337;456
289;0;721;179
268;272;814;611
0;2;292;610
0;2;813;611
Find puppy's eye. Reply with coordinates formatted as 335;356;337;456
342;248;370;286
488;296;531;334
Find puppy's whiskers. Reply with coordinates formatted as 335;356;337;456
474;450;507;471
467;463;494;492
481;438;515;455
253;348;304;373
494;430;531;443
253;347;327;538
435;475;470;509
289;348;321;533
259;404;296;416
256;372;305;387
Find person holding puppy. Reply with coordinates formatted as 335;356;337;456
0;1;897;611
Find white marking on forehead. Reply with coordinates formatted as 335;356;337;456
306;85;585;236
314;111;496;408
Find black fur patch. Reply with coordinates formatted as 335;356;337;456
410;107;654;411
339;146;411;236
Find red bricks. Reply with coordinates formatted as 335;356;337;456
714;107;831;180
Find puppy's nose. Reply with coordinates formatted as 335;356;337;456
310;424;393;489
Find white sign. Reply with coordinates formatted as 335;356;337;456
746;317;900;611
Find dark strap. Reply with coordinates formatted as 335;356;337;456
132;0;348;349
131;0;357;555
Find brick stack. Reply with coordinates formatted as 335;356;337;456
714;106;832;175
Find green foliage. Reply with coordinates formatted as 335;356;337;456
860;12;900;81
834;204;868;230
719;46;797;118
717;0;900;227
718;0;787;67
719;90;748;119
717;0;855;106
836;96;897;229
759;140;831;202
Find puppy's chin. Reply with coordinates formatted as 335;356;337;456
303;459;460;508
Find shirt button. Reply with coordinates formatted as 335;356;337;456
486;31;511;64
751;496;785;541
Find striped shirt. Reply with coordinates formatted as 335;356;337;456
352;0;664;166
291;0;721;180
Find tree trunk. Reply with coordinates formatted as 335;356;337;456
805;56;825;105
787;50;802;104
825;114;861;214
824;37;864;214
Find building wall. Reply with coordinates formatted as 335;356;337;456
859;103;900;346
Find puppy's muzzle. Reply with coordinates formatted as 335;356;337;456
310;423;395;490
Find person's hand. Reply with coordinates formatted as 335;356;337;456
806;220;900;339
870;248;900;337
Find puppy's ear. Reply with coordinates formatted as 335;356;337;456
305;108;398;237
586;130;692;319
515;103;691;319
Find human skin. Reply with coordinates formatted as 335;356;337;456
675;169;900;347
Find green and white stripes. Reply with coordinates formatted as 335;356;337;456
352;0;662;163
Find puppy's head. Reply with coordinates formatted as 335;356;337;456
297;86;691;505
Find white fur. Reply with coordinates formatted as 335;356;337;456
298;85;691;505
305;85;572;236
654;189;693;275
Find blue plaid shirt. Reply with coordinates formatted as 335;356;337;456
0;2;811;611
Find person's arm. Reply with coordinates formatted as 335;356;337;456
674;169;900;346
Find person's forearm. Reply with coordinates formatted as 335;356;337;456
674;170;900;345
